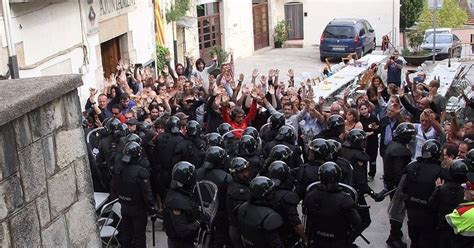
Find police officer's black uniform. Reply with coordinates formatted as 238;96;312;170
340;129;379;232
151;116;184;200
268;161;306;247
428;159;469;248
260;112;286;144
196;146;232;248
303;162;363;248
294;139;327;199
173;120;206;166
380;122;416;248
259;144;293;176
164;162;202;248
96;118;126;193
227;157;252;248
116;142;158;248
403;140;443;248
235;176;284;248
327;139;354;186
235;135;263;177
262;125;303;169
217;122;239;157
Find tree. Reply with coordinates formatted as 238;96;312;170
417;0;468;31
400;0;424;49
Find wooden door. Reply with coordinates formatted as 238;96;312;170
285;3;304;40
253;2;269;50
101;37;121;78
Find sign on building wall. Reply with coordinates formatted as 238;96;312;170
98;0;137;22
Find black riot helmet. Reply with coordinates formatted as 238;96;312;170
243;127;259;140
393;122;416;144
217;122;234;139
108;118;123;137
268;160;290;186
270;112;286;130
102;118;113;134
186;120;201;137
275;125;296;144
126;133;142;144
421;139;442;159
449;159;469;183
121;141;142;163
270;144;293;161
138;121;152;131
171;161;196;189
318;162;342;185
166;116;181;134
308;138;331;160
345;129;367;149
249;176;275;200
239;135;257;153
205;132;224;148
327;115;345;135
119;123;130;137
326;139;342;160
229;157;251;180
203;146;227;169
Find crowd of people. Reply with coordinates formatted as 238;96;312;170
83;50;474;248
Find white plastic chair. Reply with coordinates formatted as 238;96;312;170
99;202;121;247
98;198;118;226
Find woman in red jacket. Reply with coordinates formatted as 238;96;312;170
220;94;258;139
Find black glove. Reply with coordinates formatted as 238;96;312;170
149;207;159;222
371;191;386;202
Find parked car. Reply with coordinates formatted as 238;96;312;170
424;28;452;40
422;33;462;60
319;18;376;62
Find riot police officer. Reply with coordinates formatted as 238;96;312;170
227;157;252;248
403;139;443;248
340;129;379;232
379;122;416;248
263;125;303;169
96;118;125;192
259;144;293;175
294;139;329;199
217;122;239;156
260;112;286;143
327;138;354;186
117;142;158;248
236;135;263;177
303;162;362;248
196;146;232;248
268;161;307;247
151;116;184;204
173;120;206;166
316;114;345;142
164;161;202;248
235;176;284;247
428;159;469;248
205;132;224;149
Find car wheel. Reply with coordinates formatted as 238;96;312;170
356;49;363;59
369;39;376;53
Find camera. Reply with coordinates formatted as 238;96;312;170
390;55;395;61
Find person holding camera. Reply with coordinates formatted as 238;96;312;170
384;51;404;87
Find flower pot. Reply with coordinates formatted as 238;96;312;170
403;54;432;66
274;41;283;48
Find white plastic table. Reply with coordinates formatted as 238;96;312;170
425;62;462;97
312;54;388;99
94;192;110;211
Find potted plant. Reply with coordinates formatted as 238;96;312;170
402;29;431;66
273;20;288;48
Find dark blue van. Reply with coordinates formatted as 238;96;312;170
319;18;376;61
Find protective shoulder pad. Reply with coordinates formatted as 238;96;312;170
339;193;356;210
283;191;300;205
138;167;150;179
262;212;283;231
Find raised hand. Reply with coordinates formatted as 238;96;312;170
239;73;245;82
288;69;294;78
252;69;259;79
268;69;275;78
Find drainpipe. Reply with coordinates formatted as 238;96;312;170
2;0;19;78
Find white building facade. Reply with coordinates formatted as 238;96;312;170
0;0;157;106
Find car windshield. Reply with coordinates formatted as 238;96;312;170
323;26;355;39
425;34;452;44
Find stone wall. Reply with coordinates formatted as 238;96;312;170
0;75;100;247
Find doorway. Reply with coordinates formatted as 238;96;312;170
253;1;269;50
284;2;304;40
101;37;121;78
197;2;221;61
